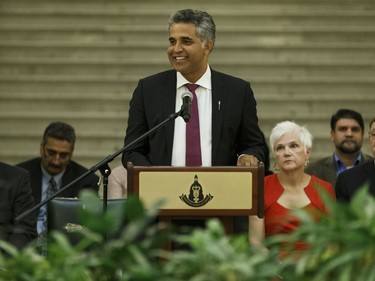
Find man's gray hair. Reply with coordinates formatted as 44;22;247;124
168;9;216;49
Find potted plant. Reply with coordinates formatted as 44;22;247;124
1;186;374;280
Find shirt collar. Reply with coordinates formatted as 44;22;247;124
41;165;65;185
334;152;362;175
176;65;212;90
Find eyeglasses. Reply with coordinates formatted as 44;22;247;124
44;147;71;160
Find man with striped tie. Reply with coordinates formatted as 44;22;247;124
17;121;99;254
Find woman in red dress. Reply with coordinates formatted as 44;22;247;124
249;121;335;258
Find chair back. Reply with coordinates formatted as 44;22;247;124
48;198;126;244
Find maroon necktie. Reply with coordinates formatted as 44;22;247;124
185;83;202;166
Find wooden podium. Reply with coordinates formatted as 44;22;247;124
127;163;264;250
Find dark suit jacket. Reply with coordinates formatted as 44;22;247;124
122;69;266;167
306;152;372;187
0;162;37;249
17;158;99;206
335;159;375;202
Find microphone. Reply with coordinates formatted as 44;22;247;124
181;91;193;122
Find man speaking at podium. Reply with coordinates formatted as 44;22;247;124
122;9;266;169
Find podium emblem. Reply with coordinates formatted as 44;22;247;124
179;175;213;207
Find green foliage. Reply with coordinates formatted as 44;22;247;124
0;191;167;281
1;186;375;280
162;220;281;281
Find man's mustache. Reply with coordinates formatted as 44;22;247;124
342;139;356;144
48;163;63;169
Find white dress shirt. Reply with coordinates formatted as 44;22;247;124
171;66;212;166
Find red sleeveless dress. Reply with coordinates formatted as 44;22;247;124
263;174;335;257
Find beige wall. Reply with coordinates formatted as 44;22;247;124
0;0;374;172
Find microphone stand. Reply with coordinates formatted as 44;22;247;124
98;163;111;215
16;109;184;222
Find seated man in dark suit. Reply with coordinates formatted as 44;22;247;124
336;117;375;202
0;162;37;249
17;121;99;254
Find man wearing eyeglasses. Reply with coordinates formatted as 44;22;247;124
16;121;99;251
336;117;375;201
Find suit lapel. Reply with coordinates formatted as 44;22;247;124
211;70;226;164
325;156;339;185
31;164;43;204
368;161;375;194
364;160;375;177
161;71;178;160
61;165;75;197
